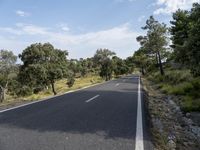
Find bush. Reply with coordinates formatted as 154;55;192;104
66;77;75;88
33;86;44;94
181;96;200;112
148;69;192;84
16;86;33;96
148;69;200;112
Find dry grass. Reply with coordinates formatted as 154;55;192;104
0;75;103;107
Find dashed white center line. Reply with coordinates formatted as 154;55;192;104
115;83;120;87
85;95;100;103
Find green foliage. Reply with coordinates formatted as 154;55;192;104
136;16;169;76
19;43;68;95
112;56;129;76
148;69;191;84
94;48;116;80
68;58;94;77
170;3;200;76
160;82;193;95
66;77;75;88
16;85;33;97
170;9;190;63
149;69;200;112
133;48;151;75
181;96;200;112
124;56;135;73
66;71;75;88
0;50;18;102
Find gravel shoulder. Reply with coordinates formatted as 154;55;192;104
142;77;200;150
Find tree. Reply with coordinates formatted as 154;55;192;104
93;49;116;80
124;56;135;74
66;70;75;88
170;3;200;76
139;16;168;75
170;9;190;63
19;43;68;95
184;3;200;76
133;48;149;75
112;56;129;76
0;50;17;102
79;59;88;77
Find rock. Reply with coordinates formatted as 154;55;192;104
183;142;188;147
152;118;163;133
190;126;200;137
183;117;193;125
185;131;197;140
186;113;191;118
174;125;182;131
168;132;176;141
167;139;176;150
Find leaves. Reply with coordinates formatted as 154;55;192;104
19;43;68;94
135;16;168;75
170;3;200;76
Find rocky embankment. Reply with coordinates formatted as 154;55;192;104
142;78;200;150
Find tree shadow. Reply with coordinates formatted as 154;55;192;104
0;85;153;149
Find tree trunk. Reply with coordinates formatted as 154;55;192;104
0;85;5;103
141;66;145;75
51;81;57;95
157;51;164;75
155;53;159;67
106;74;108;81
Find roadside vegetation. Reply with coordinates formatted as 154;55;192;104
134;3;200;113
148;69;200;112
135;3;200;149
0;44;134;106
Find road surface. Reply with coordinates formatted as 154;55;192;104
0;75;152;150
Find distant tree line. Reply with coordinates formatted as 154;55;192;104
134;3;200;77
0;44;135;102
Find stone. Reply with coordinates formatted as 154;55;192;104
183;142;188;147
190;126;200;137
167;139;176;150
174;125;182;131
186;113;191;118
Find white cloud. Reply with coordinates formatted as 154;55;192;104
0;23;48;35
57;23;70;32
22;25;48;35
154;0;200;15
0;27;22;35
0;23;140;59
16;10;30;17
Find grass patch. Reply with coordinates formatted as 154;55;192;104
0;75;104;107
180;95;200;112
147;69;200;112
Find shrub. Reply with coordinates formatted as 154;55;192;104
33;86;44;94
181;96;200;112
16;86;33;96
66;77;75;88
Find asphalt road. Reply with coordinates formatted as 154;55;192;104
0;75;152;150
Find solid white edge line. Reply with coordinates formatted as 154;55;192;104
135;76;144;150
85;95;100;103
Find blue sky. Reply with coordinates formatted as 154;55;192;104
0;0;199;59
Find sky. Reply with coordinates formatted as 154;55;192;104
0;0;199;59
